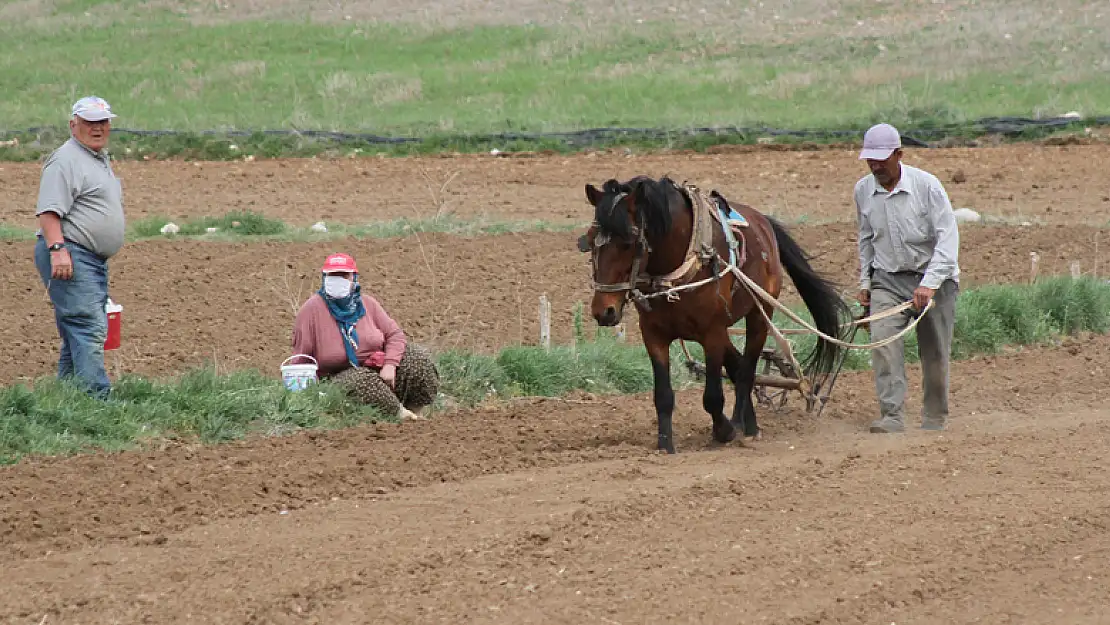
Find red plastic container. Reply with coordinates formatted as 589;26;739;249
105;299;122;351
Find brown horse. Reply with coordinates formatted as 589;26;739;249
579;175;850;453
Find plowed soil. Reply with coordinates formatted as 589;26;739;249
2;334;1109;623
4;143;1110;228
2;145;1110;623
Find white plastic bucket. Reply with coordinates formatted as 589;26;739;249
281;354;318;391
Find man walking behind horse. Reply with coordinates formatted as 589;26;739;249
854;123;961;433
33;96;125;399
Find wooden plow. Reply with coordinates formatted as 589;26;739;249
680;317;865;419
679;288;929;418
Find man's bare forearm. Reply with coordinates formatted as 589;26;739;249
38;212;65;245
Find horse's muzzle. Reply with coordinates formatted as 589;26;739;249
594;304;622;327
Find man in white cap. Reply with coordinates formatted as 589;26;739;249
854;122;961;433
32;96;126;398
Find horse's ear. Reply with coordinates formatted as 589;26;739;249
585;183;601;206
626;178;652;211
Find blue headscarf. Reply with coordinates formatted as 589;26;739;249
319;275;366;367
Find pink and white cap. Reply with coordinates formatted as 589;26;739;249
71;96;118;122
859;123;901;161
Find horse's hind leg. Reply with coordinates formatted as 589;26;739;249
726;310;767;440
702;330;737;445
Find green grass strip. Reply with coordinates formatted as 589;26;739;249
2;276;1107;463
0;368;386;465
0;211;578;243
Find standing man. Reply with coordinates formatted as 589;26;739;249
33;96;126;399
854;123;960;433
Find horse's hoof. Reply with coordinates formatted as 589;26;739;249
657;445;676;455
713;424;737;444
744;430;763;443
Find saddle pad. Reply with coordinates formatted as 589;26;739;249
723;206;748;228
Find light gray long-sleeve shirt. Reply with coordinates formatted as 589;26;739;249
854;163;961;291
35;137;126;259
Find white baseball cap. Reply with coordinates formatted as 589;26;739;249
859;123;901;161
71;96;118;122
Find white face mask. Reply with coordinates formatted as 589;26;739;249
323;275;353;299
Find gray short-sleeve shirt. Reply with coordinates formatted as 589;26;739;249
35;138;126;259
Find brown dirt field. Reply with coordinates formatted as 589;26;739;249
3;143;1110;229
2;222;1107;385
3;145;1109;623
2;334;1109;623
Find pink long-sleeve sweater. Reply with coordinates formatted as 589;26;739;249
290;293;407;377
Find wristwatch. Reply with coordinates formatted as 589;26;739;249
48;242;66;252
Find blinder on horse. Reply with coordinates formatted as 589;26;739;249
576;230;614;253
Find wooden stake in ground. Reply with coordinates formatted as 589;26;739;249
1094;231;1101;278
539;294;551;350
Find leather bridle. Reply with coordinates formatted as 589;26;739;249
578;191;657;310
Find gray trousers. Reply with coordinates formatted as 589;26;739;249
869;270;958;424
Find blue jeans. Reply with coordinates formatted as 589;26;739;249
33;237;111;398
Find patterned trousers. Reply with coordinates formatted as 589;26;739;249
331;344;440;418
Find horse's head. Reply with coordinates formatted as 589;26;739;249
579;176;674;326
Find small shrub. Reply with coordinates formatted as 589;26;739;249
434;351;510;406
497;346;585;397
952;290;1009;358
974;284;1052;345
1033;276;1110;336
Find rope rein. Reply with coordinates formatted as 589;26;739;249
731;267;935;350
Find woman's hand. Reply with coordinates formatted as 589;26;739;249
379;364;397;389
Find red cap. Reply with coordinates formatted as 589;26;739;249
321;253;357;274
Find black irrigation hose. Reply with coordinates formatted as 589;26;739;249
5;115;1108;148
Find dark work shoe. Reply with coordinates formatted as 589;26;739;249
869;417;905;433
921;417;947;431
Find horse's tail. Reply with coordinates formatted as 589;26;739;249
768;217;851;376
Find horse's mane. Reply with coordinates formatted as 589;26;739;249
593;175;680;240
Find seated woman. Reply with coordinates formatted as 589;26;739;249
290;252;439;421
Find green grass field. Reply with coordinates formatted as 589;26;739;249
2;0;1106;144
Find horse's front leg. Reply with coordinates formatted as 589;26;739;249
702;330;737;445
643;328;677;454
